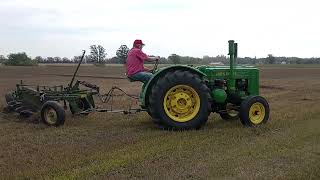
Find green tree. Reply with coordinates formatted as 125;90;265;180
89;45;107;64
0;55;7;63
116;45;129;64
46;57;54;63
4;52;37;66
34;56;44;63
266;54;276;64
168;54;181;64
54;57;62;63
62;57;71;63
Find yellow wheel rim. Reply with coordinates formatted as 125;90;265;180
249;102;265;124
163;85;201;122
44;107;57;125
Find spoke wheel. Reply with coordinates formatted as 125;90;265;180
240;96;269;127
164;85;200;122
41;101;66;127
148;70;210;130
249;102;265;124
44;107;58;125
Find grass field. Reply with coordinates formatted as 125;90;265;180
0;65;319;179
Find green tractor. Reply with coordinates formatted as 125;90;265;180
4;40;269;129
140;40;270;129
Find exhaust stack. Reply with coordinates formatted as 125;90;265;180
228;40;237;92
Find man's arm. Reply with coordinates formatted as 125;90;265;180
145;56;160;62
136;49;160;62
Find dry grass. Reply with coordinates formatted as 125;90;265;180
0;65;319;179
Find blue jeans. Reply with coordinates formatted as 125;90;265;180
129;71;153;83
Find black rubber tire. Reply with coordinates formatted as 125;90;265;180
41;101;66;126
69;98;91;115
239;96;270;127
146;83;162;126
146;101;162;126
148;70;210;130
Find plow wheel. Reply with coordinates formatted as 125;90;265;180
41;101;65;126
239;96;270;126
149;70;210;130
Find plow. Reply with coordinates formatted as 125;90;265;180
3;40;270;129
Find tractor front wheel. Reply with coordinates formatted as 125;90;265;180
41;101;66;126
149;70;210;130
239;96;269;126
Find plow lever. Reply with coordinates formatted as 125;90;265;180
68;50;86;91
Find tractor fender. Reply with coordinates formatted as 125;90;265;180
141;65;207;107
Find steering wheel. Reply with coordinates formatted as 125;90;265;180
152;59;159;74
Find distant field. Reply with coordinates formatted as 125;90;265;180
0;65;319;179
258;64;320;68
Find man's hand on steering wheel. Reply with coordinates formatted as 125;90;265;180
151;57;160;73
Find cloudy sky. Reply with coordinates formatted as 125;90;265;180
0;0;319;58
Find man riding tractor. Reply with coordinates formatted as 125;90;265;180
126;39;160;83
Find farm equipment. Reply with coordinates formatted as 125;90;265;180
4;51;140;126
4;40;269;129
140;40;270;129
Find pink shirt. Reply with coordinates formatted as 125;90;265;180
126;48;148;76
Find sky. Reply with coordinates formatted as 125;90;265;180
0;0;319;59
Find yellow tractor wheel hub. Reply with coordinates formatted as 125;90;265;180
164;85;200;122
249;102;265;124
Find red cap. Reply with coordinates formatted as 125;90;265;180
133;39;145;45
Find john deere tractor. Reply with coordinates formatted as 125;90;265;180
140;40;270;129
4;40;269;129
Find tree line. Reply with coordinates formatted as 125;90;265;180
0;45;319;66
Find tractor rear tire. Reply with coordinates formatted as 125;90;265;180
146;105;162;126
149;70;210;130
239;96;270;127
41;101;66;127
